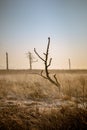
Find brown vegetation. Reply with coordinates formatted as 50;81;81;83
0;71;87;129
0;105;87;130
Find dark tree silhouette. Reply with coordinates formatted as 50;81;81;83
68;58;71;70
34;37;60;92
6;52;8;70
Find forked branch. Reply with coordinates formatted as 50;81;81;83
34;37;60;92
34;48;45;62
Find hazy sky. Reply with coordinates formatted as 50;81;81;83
0;0;87;69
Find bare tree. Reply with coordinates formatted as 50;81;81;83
26;52;38;70
68;58;71;70
6;52;9;70
34;37;60;92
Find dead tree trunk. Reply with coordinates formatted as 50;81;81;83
68;58;71;70
6;52;8;70
29;52;32;70
34;37;60;92
27;52;38;70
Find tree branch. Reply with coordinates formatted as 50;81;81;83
54;74;60;87
43;53;46;55
47;58;52;67
41;70;47;79
34;48;45;62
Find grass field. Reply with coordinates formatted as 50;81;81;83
0;70;87;129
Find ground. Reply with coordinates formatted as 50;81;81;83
0;70;87;130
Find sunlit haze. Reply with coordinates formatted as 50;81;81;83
0;0;87;69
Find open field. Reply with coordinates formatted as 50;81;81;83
0;70;87;129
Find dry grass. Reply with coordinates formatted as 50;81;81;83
0;105;87;130
0;73;60;100
0;71;87;129
0;72;87;101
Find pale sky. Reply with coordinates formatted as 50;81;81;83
0;0;87;69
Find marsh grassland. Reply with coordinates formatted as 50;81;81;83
0;70;87;130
